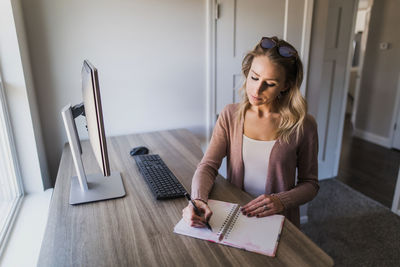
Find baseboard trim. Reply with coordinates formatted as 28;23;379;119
300;204;309;225
300;215;309;224
353;128;391;148
392;209;400;217
391;168;400;217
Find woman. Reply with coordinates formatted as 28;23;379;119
182;36;319;228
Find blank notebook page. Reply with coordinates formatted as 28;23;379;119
222;212;284;255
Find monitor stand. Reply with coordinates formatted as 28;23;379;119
69;171;125;205
62;104;126;205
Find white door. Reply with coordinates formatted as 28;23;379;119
391;165;400;215
213;0;313;222
317;0;358;179
391;74;400;150
392;99;400;150
215;0;313;116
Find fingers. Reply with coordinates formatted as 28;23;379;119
202;205;213;221
256;208;277;218
182;205;205;227
243;203;274;217
252;203;274;215
194;199;213;220
182;202;212;228
241;195;284;218
241;195;272;214
191;200;213;222
241;194;267;210
190;221;206;228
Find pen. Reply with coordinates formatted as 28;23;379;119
184;193;212;231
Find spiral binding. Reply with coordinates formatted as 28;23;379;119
224;208;240;239
217;204;240;240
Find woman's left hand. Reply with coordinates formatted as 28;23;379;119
241;194;284;218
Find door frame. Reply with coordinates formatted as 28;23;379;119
329;0;360;177
351;0;400;149
206;0;217;142
391;165;400;216
206;0;314;142
389;73;400;149
350;2;373;128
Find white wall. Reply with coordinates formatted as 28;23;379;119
0;0;50;193
20;0;207;181
354;0;400;147
392;165;400;216
306;0;329;117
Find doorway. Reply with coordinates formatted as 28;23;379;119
207;0;313;176
337;0;400;208
212;0;313;118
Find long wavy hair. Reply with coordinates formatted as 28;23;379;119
237;36;307;143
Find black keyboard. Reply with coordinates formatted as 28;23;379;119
133;154;187;199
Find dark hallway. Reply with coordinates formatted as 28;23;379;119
337;116;400;207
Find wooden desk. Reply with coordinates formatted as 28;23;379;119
38;129;333;266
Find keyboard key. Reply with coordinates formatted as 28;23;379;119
133;154;187;200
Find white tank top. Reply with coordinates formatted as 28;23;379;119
243;134;276;197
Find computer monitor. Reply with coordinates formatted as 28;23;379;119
81;60;110;177
61;60;125;205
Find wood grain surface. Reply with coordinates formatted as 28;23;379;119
38;129;333;267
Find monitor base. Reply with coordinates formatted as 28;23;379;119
69;171;126;205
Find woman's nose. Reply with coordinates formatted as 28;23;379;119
256;82;267;94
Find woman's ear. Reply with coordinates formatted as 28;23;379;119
283;81;292;92
281;84;290;94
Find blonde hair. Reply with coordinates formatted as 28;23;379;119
237;36;307;143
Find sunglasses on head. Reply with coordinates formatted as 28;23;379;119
260;37;297;58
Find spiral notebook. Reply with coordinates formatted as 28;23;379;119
173;199;285;257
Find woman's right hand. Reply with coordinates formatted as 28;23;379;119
182;200;213;228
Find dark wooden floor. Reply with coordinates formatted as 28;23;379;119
337;116;400;208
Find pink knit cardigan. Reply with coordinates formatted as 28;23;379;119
191;103;319;227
